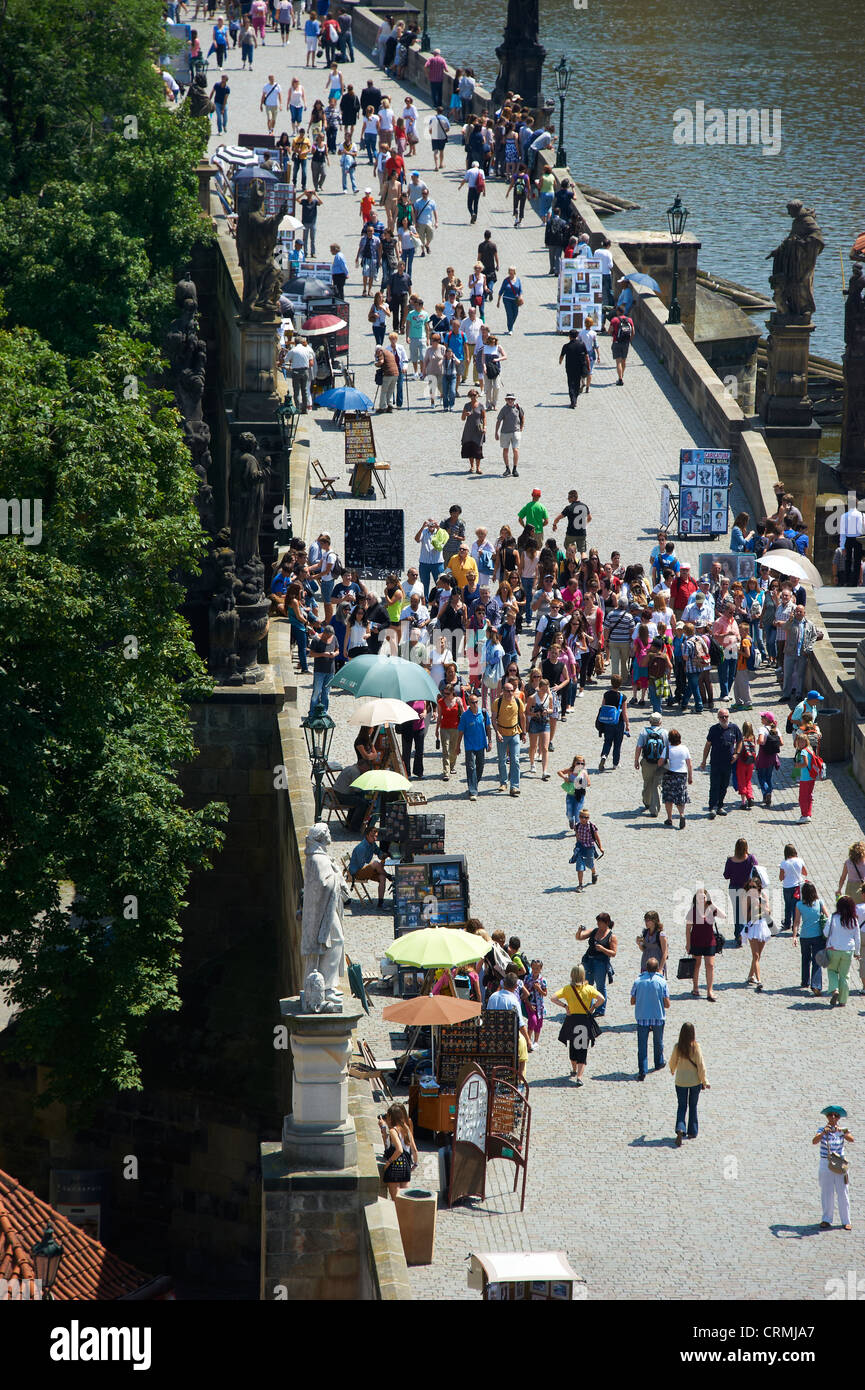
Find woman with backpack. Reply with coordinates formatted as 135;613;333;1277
793;731;822;823
505;165;531;227
631;623;651;708
755;710;782;807
596;674;630;771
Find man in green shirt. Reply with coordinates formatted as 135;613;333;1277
518;488;549;541
405;299;430;366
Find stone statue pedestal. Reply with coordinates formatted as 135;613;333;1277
493;39;546;109
761;313;817;427
761;312;821;539
280;996;363;1170
237;314;281;420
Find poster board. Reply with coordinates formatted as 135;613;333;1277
266;181;295;216
557;258;604;335
344;412;375;481
392;853;467;934
344;507;405;578
405;813;445;857
237;132;276;150
697;552;756;582
437;1009;518;1089
297;259;333;283
677;448;731;539
448;1063;489;1206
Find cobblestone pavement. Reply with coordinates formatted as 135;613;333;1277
213;44;864;1300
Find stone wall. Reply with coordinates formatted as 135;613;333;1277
350;5;494;117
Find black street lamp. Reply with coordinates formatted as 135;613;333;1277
421;0;431;52
301;701;335;821
32;1223;63;1301
553;56;571;168
666;193;690;326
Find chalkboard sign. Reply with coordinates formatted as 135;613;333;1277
344;508;405;578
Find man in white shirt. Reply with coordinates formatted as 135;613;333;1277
400;592;430;647
462;305;483;385
260;75;282;133
682;588;714;631
839;502;865;585
286;338;313;411
407;171;426;210
457;162;485;224
404;566;425;600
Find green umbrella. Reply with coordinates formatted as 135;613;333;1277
386;927;491;970
331;654;439;701
350;769;412;792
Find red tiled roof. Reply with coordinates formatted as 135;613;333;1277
0;1168;159;1300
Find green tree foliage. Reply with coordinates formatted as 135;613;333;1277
0;0;211;353
0;327;227;1108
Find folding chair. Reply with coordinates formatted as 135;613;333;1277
310;457;338;500
342;853;373;900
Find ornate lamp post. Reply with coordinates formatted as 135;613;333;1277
32;1223;63;1301
666;194;689;325
276;400;299;540
421;0;431;52
301;702;335;821
554;56;571;168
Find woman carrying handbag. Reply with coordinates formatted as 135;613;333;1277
551;965;603;1085
684;888;724;1001
812;1105;853;1230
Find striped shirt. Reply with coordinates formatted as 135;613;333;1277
816;1126;846;1160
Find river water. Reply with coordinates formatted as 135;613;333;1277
427;0;862;362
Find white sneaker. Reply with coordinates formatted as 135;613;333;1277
576;689;584;697
799;814;811;823
468;793;478;801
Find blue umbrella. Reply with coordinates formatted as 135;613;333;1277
315;387;375;413
625;272;661;293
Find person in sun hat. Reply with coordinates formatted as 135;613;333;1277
813;1105;853;1230
791;688;824;734
495;391;524;477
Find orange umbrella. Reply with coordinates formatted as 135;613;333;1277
383;996;481;1026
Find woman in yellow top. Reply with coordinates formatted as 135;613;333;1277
383;574;405;625
551;965;602;1086
669;1022;710;1146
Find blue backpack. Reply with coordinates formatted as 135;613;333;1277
596;693;624;728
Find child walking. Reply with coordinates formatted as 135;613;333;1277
736;719;757;809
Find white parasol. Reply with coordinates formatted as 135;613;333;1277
758;550;822;587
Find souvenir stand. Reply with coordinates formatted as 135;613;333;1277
392;854;469;998
412;1007;518;1140
466;1251;580;1301
556;258;605;333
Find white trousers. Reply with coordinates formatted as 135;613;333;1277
820;1161;850;1225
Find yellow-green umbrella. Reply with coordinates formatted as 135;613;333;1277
350;769;412;793
386;927;490;969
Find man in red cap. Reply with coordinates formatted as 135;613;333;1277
517;488;549;542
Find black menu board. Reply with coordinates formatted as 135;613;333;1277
437;1011;519;1088
344;508;405;578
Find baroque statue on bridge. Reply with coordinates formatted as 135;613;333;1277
766;201;825;318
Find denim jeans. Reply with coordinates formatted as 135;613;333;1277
799;935;824;990
600;723;625;766
675;1084;701;1136
496;733;520;789
215;102;228;132
319;577;334;607
708;760;731;810
680;671;703;712
402;246;415;277
293;157;308;189
582;956;607;1014
364;133;377;162
395;368;404;408
302;224;316;257
503;297;519;331
401;727;425;778
565;791;585;824
419;560;443;598
718;656;736;699
637;1022;665;1077
372;323;386;346
756;762;774;799
521;576;534;614
648;681;663;713
465;747;486;794
289;620;309;671
341;165;358;192
782;885;798;930
441;373;456;409
309;669;333;711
